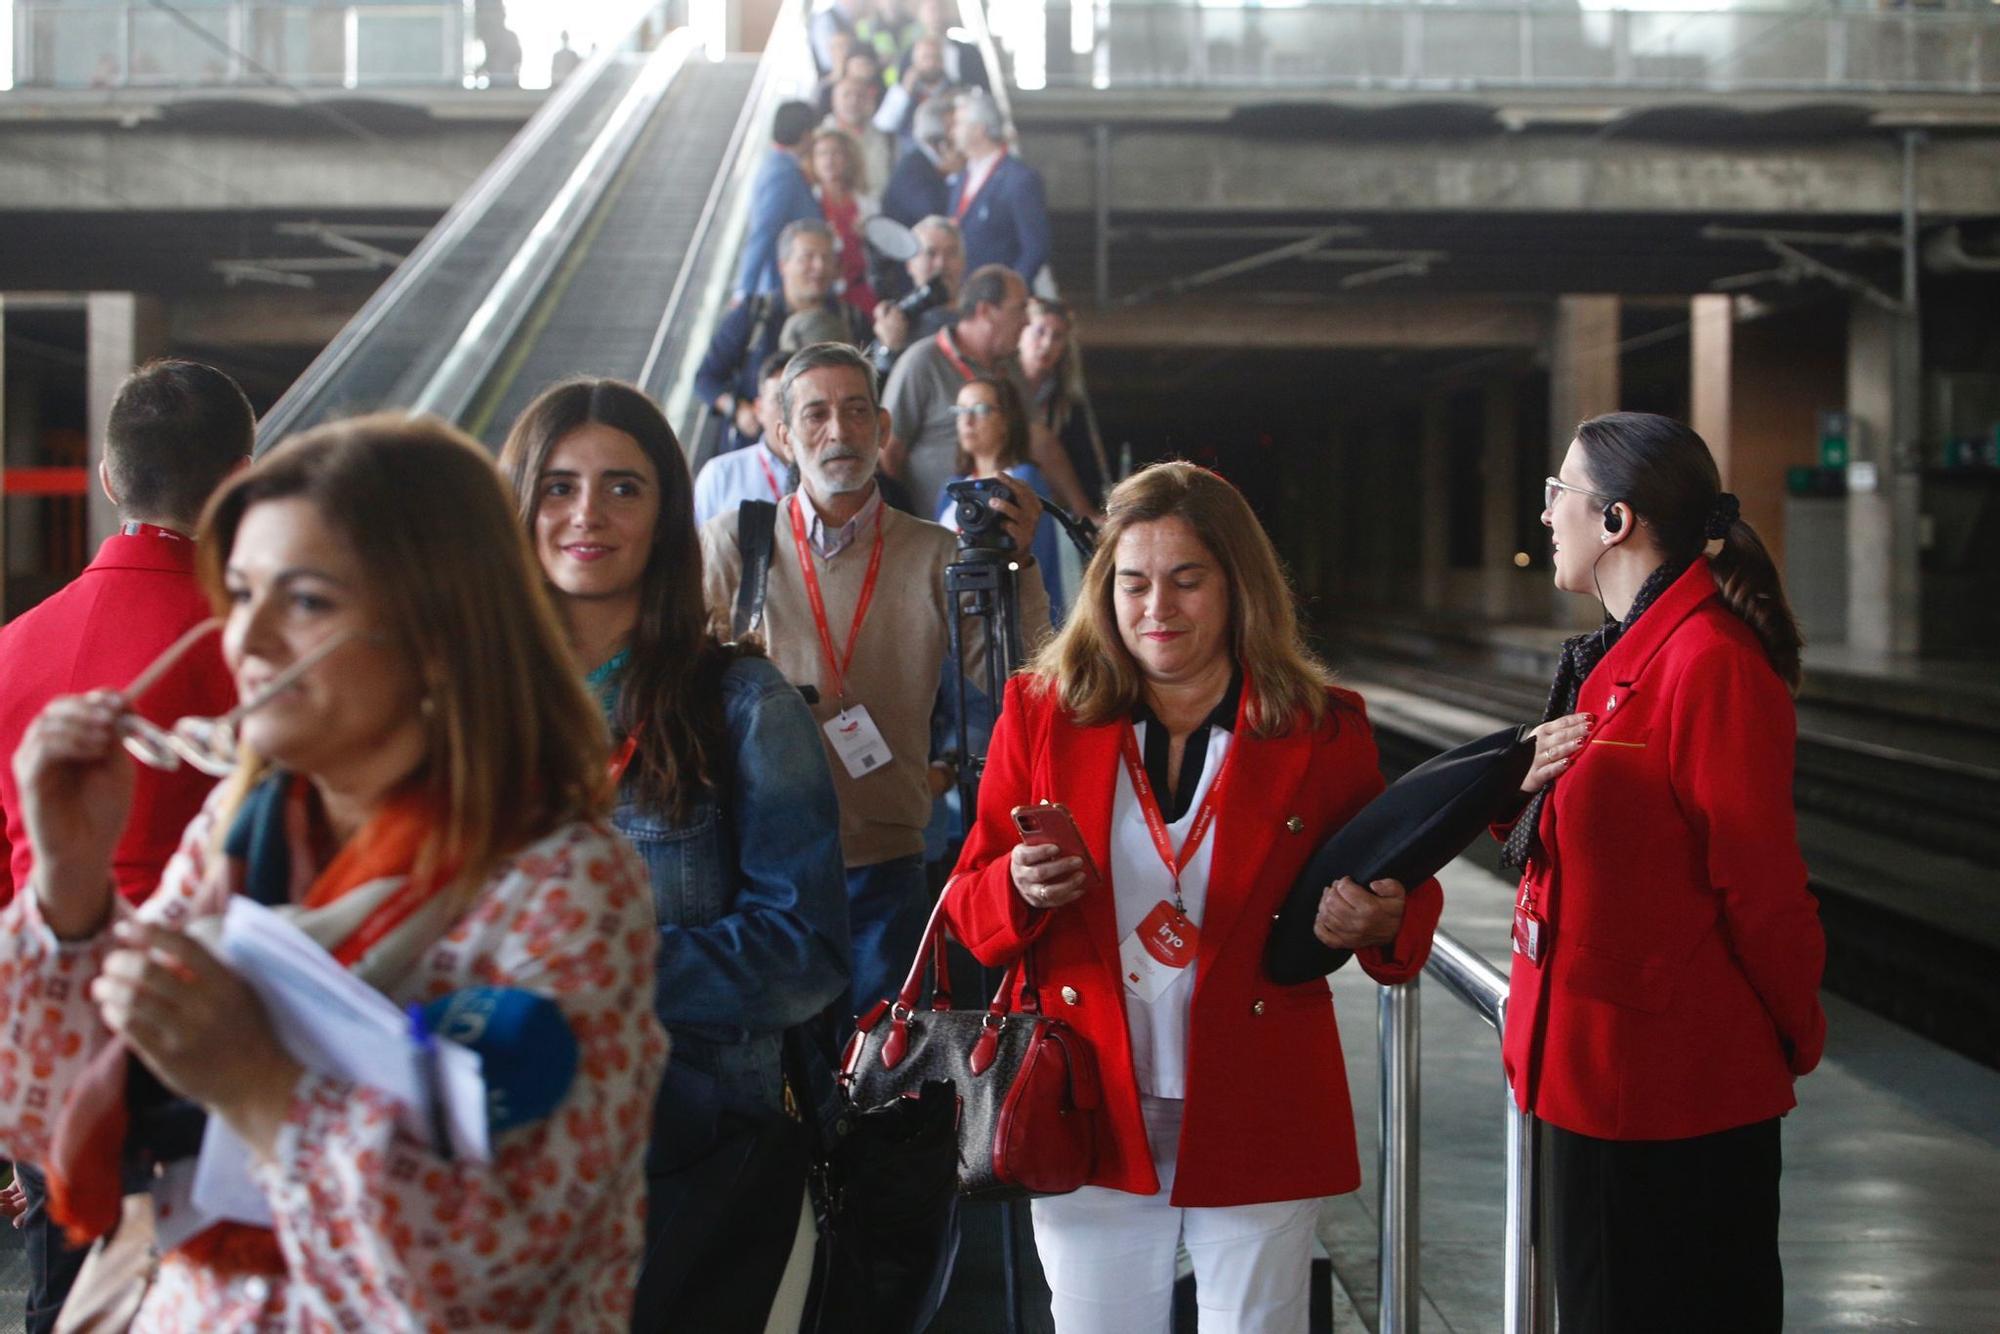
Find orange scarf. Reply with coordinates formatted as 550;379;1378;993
46;778;451;1276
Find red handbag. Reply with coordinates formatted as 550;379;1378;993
840;893;1101;1200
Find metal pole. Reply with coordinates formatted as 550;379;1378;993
1896;128;1924;469
1377;980;1419;1334
1502;1099;1540;1334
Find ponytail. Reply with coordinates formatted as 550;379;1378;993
1708;518;1803;694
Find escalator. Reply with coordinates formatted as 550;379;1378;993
254;0;798;454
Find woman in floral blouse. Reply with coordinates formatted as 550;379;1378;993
0;415;666;1331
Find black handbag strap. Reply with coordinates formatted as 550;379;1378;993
732;497;779;642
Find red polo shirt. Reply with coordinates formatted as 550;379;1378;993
0;527;235;905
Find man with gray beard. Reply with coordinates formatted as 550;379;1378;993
700;342;1050;1021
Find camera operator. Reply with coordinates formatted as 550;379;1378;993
867;215;965;379
696;220;873;454
700;342;1051;1023
882;264;1099;525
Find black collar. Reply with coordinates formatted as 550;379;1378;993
1131;665;1243;822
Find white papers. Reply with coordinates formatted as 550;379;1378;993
184;898;489;1230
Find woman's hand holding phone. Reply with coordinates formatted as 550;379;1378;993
1011;841;1090;910
1009;803;1099;911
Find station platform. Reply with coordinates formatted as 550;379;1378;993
1334;610;2000;1075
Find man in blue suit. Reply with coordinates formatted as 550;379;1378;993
734;100;823;300
947;89;1050;288
881;98;960;228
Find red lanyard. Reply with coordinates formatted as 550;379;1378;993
608;731;640;787
935;329;976;382
788;494;886;705
756;449;782;501
120;521;187;541
1116;686;1246;913
955;155;1000;220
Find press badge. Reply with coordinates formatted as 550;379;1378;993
824;705;891;779
1119;900;1200;1003
1512;904;1549;964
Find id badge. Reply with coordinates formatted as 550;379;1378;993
823;705;892;779
1119;900;1200;1003
1511;904;1549;964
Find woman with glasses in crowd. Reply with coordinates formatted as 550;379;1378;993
943;461;1442;1333
935;372;1065;622
501;377;850;1334
1503;412;1825;1333
0;415;665;1328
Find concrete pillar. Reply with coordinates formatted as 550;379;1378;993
1480;376;1522;621
1419;396;1449;612
1549;295;1620;625
1844;300;1921;655
85;293;167;548
1689;294;1733;485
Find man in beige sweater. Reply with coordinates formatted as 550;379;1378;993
703;342;1051;1019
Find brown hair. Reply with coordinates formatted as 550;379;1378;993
810;126;865;196
198;413;608;899
1031;462;1334;737
1573;411;1803;691
498;377;750;823
951;374;1029;477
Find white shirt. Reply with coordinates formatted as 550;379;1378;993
692;441;787;526
1109;719;1231;1101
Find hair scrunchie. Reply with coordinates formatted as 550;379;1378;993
1705;491;1740;541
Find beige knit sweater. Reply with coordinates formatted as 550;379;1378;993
702;496;1052;867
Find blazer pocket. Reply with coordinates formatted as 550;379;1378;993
1586;726;1653;752
1561;943;1681;1015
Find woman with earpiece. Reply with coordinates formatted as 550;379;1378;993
1501;411;1827;1333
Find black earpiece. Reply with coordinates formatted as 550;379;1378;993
1603;504;1624;535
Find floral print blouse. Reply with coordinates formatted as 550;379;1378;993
0;794;668;1332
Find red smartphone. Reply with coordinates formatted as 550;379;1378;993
1011;802;1104;892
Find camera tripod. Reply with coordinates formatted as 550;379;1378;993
941;501;1096;1334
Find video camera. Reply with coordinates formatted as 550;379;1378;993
945;478;1017;554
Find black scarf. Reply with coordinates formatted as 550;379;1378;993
1500;559;1690;871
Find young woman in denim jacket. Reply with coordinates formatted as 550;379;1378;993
502;378;852;1334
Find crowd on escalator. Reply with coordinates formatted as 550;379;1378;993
0;3;1827;1332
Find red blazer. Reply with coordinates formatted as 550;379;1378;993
944;675;1442;1207
0;530;235;906
1502;560;1827;1141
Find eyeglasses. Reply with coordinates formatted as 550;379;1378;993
115;620;360;777
950;403;1001;421
1543;476;1616;512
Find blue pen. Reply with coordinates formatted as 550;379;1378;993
406;1002;455;1162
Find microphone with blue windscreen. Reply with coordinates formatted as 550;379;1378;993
422;987;580;1136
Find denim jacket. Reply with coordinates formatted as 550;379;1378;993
603;653;852;1122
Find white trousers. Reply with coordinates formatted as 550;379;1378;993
1029;1096;1322;1334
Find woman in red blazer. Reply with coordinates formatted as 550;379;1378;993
945;462;1441;1333
1504;412;1826;1333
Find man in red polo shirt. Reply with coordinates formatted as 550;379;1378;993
0;358;248;1334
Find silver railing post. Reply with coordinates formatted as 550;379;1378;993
1395;929;1554;1334
1502;1094;1545;1334
1377;979;1419;1334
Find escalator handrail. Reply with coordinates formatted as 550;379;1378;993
254;0;671;450
411;28;703;426
642;2;813;448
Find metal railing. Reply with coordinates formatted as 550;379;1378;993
1034;0;2000;95
11;1;471;89
1376;929;1553;1334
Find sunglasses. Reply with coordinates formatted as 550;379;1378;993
950;403;1001;421
115;620;361;777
